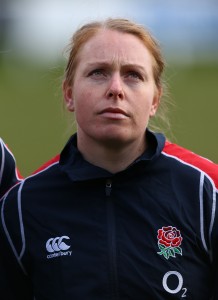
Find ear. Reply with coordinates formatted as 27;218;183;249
62;80;75;112
149;87;162;117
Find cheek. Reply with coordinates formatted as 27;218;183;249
73;89;96;124
136;92;155;112
73;89;93;111
133;90;157;122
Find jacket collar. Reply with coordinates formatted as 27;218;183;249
59;130;165;182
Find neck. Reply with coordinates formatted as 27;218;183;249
77;135;147;173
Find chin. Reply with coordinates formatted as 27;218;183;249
98;134;133;148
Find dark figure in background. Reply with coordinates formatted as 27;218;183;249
0;138;21;198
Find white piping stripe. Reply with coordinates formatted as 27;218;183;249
1;190;27;275
18;180;26;259
199;173;208;252
209;186;217;236
206;176;218;236
162;151;217;254
208;181;217;260
162;151;213;175
28;161;59;179
0;139;5;185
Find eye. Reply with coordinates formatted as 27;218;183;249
88;69;106;78
125;71;143;81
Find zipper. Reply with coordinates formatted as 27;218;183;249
105;179;112;197
105;179;119;299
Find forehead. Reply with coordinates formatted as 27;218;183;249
77;29;154;68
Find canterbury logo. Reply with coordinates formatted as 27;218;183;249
46;236;71;253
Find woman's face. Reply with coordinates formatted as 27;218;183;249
63;29;161;149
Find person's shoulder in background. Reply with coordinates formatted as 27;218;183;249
0;138;22;198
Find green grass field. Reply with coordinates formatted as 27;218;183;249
0;58;217;176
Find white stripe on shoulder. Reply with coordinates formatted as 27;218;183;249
162;151;216;182
29;160;59;178
1;180;27;275
0;138;5;186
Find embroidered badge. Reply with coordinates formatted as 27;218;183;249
157;226;183;259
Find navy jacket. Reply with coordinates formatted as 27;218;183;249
0;131;218;299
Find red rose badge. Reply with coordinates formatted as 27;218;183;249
157;226;183;259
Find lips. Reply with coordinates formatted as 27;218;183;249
99;107;129;117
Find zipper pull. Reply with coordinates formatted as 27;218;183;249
105;179;112;196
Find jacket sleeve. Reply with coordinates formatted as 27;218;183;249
0;138;22;199
0;186;34;299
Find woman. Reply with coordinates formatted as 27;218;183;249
0;18;217;299
0;138;22;198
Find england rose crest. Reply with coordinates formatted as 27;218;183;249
157;226;183;259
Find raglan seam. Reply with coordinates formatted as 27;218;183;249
28;161;59;178
162;151;216;180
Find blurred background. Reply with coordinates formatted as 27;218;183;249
0;0;218;176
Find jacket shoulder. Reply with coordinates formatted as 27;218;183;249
32;154;60;175
163;141;218;188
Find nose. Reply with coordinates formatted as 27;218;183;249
106;73;124;100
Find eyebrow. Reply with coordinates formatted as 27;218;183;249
86;61;149;78
87;61;144;69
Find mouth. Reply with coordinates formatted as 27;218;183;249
98;107;129;119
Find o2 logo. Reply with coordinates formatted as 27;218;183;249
162;271;187;298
